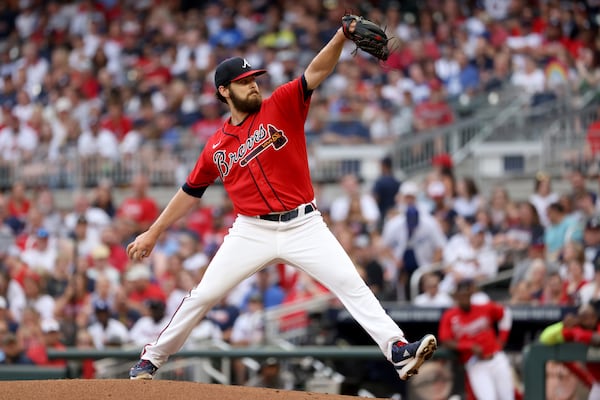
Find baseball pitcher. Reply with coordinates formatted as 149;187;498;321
127;14;437;382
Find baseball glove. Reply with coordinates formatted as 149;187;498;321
342;14;389;61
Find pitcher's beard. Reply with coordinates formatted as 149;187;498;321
230;90;262;114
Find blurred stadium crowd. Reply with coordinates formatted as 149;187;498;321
0;0;600;391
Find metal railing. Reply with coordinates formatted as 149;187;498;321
541;102;600;175
263;292;337;343
390;90;531;175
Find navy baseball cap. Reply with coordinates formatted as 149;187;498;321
214;57;267;89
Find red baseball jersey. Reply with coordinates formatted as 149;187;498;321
439;302;511;363
117;197;159;226
184;76;314;216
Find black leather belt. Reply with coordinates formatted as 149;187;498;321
258;204;316;222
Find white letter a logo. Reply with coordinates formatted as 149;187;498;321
241;58;251;69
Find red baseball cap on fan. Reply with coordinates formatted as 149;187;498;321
214;57;267;88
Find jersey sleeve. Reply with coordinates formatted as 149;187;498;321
268;76;312;134
183;146;220;197
489;303;512;343
563;327;594;344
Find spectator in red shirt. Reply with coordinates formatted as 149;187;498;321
191;95;226;146
26;318;66;367
117;173;159;234
99;225;129;274
413;79;454;134
586;106;600;159
124;263;166;317
101;95;133;141
6;181;30;222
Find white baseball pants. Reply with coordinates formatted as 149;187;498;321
141;210;405;367
590;383;600;400
465;351;514;400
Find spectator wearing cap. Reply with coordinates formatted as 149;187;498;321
245;356;294;390
26;318;67;367
69;214;101;259
87;244;120;288
129;299;169;347
431;153;456;200
124;263;165;317
381;180;447;301
427;179;458;237
87;300;129;350
20;227;57;275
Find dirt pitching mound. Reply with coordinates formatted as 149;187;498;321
0;379;385;400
